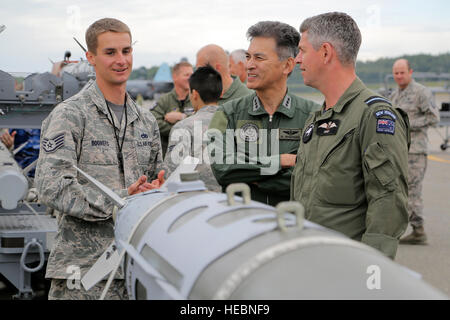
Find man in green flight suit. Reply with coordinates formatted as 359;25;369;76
208;21;320;206
291;12;410;259
151;61;194;156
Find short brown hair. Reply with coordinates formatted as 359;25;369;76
85;18;131;54
172;61;192;75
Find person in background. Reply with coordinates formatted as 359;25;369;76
389;58;440;245
229;49;248;83
150;61;194;157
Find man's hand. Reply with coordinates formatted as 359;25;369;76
280;154;297;168
164;111;185;124
0;130;16;149
127;170;166;195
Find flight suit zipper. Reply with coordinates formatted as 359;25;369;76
268;114;273;155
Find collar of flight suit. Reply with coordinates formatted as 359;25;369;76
247;91;294;118
169;88;191;106
317;77;366;120
221;76;246;101
88;80;140;130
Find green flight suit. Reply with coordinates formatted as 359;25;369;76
209;92;320;206
291;77;410;259
219;76;253;104
150;89;193;156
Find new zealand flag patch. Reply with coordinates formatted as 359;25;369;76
42;133;65;153
376;119;395;135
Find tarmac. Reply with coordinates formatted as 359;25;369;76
395;124;450;297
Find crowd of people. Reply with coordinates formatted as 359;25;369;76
0;12;440;300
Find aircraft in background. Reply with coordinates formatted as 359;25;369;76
126;62;174;100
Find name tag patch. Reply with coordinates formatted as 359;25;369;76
317;120;340;136
376;118;395;135
279;128;301;140
374;109;397;120
91;140;110;147
42;133;65;153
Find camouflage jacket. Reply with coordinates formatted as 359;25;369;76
164;105;221;192
389;80;440;154
35;80;163;279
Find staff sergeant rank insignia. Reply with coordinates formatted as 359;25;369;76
42;133;65;153
239;123;259;142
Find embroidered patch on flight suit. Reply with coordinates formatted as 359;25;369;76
302;124;314;143
376;118;395;135
42;133;65;153
317;120;340;136
374;109;397;120
239;123;259;142
279;128;301;140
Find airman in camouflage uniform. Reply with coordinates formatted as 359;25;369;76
390;58;440;244
291;13;409;259
164;66;222;192
35;18;164;300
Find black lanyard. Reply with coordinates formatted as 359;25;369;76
105;98;128;169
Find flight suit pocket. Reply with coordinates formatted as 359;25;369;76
364;142;397;190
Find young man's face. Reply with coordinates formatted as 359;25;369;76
87;31;133;86
245;37;287;92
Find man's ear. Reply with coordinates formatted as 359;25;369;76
321;43;333;64
191;89;200;102
283;57;295;76
86;51;96;66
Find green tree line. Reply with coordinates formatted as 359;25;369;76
131;52;450;87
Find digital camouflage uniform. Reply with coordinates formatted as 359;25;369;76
389;79;440;228
164;105;221;192
150;88;194;157
35;80;163;299
291;78;410;259
209;92;320;206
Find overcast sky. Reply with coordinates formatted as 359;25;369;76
1;0;450;73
